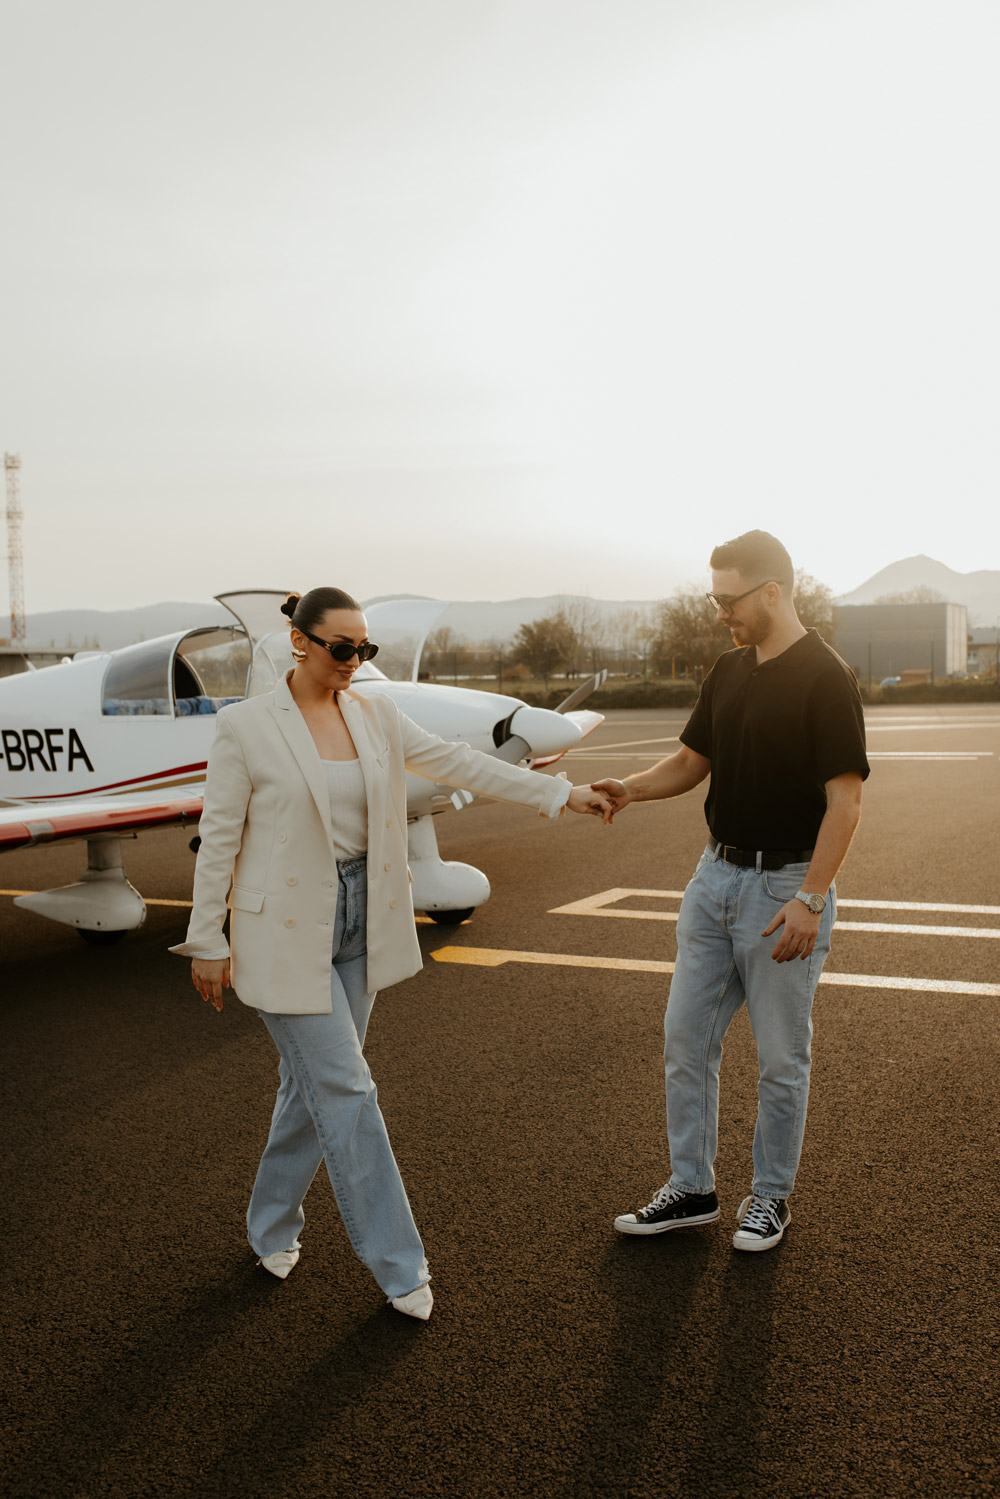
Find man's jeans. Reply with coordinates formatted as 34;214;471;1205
665;845;836;1202
246;856;429;1300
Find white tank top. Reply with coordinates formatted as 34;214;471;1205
321;758;369;862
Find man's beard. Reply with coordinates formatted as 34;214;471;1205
727;600;771;648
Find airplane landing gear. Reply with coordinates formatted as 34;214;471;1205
427;908;475;925
13;835;147;942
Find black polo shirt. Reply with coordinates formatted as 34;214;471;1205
679;629;870;851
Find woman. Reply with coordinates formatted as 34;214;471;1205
171;587;611;1320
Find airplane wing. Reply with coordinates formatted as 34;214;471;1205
0;789;204;851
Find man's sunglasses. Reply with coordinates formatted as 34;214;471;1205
705;580;779;615
298;628;380;663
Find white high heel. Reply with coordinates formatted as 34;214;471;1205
390;1283;433;1320
257;1248;300;1279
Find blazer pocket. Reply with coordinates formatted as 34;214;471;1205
375;744;391;769
229;886;266;913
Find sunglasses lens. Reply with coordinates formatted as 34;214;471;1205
326;640;379;662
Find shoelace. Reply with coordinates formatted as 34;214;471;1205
739;1197;780;1234
639;1184;685;1218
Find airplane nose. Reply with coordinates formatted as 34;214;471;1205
502;705;585;758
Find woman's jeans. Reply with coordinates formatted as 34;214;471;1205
246;856;429;1299
665;845;836;1202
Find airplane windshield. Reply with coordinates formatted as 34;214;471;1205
102;628;249;716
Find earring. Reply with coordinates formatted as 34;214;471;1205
291;648;307;661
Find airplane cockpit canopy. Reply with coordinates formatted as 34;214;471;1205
102;627;250;716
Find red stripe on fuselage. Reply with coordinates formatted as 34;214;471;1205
11;762;208;802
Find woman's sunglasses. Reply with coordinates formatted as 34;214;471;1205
298;628;380;663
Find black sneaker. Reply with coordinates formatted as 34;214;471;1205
732;1194;790;1251
614;1184;720;1235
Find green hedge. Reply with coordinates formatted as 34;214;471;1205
451;677;699;709
863;679;1000;704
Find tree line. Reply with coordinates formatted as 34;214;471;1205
421;576;836;688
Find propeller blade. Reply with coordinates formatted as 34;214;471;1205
553;670;608;715
489;734;533;765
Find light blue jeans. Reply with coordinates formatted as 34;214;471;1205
664;844;836;1201
246;856;429;1300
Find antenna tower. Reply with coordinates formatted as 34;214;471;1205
4;453;26;646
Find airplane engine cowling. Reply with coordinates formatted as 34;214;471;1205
504;705;584;758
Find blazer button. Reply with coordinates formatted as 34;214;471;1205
278;833;287;843
287;876;298;886
389;898;398;909
386;818;392;828
285;918;296;928
384;861;391;872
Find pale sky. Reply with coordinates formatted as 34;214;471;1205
2;0;997;614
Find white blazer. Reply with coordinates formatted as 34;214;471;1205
169;672;570;1013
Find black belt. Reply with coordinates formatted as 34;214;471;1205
708;837;813;871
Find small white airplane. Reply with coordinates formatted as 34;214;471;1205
0;591;604;943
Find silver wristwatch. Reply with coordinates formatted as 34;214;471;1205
794;890;826;915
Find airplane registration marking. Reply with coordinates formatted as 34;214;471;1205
430;947;1000;998
548;888;1000;937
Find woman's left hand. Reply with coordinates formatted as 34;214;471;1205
567;784;615;822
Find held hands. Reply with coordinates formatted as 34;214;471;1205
191;957;230;1012
762;901;821;963
567;784;616;822
588;779;631;823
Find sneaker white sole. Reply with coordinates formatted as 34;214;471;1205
257;1248;300;1278
390;1284;433;1320
732;1196;790;1252
614;1208;721;1235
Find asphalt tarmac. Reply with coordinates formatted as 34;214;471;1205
2;705;998;1498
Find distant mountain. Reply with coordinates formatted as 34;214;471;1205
837;556;1000;625
21;601;232;651
19;595;659;652
363;595;660;644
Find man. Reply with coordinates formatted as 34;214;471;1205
595;530;869;1251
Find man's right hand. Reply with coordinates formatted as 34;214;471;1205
590;779;631;821
191;958;230;1012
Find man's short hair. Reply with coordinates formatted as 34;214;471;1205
710;530;794;589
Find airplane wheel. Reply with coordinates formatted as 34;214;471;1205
77;928;129;946
427;908;475;925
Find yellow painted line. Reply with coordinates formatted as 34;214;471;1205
1;889;442;922
431;946;1000;998
0;889;197;908
432;946;675;975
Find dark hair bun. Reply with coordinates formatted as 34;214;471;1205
280;592;301;621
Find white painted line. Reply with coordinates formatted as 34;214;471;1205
865;719;1000;731
836;920;1000;939
549;888;1000;936
838;898;1000;915
867;751;992;759
431;946;1000;998
566;750;993;761
574;736;680;752
564;751;685;759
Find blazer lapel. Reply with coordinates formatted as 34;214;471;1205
269;672;335;854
